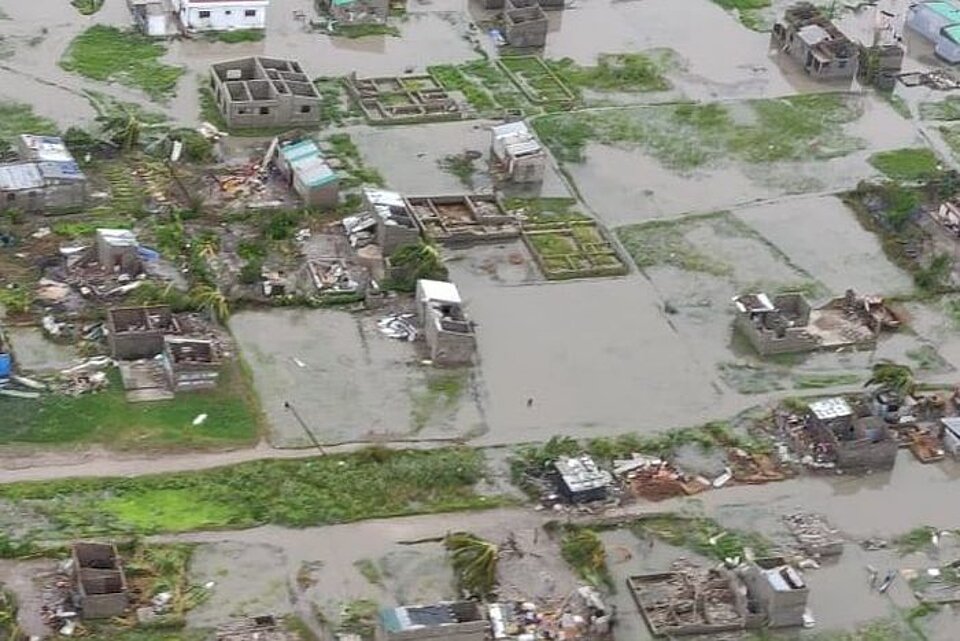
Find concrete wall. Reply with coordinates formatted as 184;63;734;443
294;174;339;209
0;182;86;214
504;2;548;48
381;620;488;641
740;563;808;628
424;315;476;365
508;153;546;183
835;438;898;471
734;315;819;355
181;1;267;31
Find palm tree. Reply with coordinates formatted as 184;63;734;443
865;361;916;399
445;532;499;597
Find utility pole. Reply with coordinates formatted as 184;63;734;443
283;401;325;454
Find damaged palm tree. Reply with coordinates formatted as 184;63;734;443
445;531;499;598
561;528;609;587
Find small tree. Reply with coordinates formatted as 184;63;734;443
445;532;499;598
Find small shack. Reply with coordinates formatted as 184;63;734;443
771;3;858;79
97;228;142;275
416;279;476;365
71;542;129;619
503;0;549;48
107;306;180;360
907;1;960;42
277;139;339;208
128;0;180;36
490;121;546;183
320;0;389;24
806;397;898;471
554;455;612;503
378;602;488;641
162;336;220;392
364;188;421;255
739;559;810;628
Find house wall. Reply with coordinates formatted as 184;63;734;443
508;153;546;183
935;37;960;63
424;315;476;365
504;8;548;48
0;188;43;213
835;438;898;471
109;332;165;360
906;5;953;43
181;1;267;31
42;180;87;213
739;566;808;628
380;620;488;641
80;592;130;619
294;175;339;208
734;315;820;355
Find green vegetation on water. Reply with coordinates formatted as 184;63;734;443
560;528;610;587
869;148;941;182
428;64;498;112
334;23;400;38
203;28;265;43
438;152;478;188
548;51;674;94
920;96;960;121
60;26;184;101
411;370;468;431
354;558;384;586
0;364;259;448
71;0;105;14
0;102;57;143
711;0;771;30
0;447;501;537
616;211;740;276
894;525;938;555
533;93;863;167
939;124;960;162
633;514;772;561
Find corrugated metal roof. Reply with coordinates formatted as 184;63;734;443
418;279;461;304
281;140;336;188
19;135;74;163
924;1;960;22
0;163;43;191
808;397;852;420
37;161;85;182
280;139;321;162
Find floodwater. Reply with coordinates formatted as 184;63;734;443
230;308;484;447
5;326;77;372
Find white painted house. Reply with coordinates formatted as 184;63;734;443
175;0;269;32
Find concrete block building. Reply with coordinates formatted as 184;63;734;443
490;121;546;183
906;0;960;60
416;279;476;365
0;135;87;214
72;543;129;620
96;228;142;275
277;139;339;208
378;602;488;641
806;397;898;471
771;3;858;79
503;0;549;48
177;0;268;32
364;188;421;255
162;337;220;392
128;0;180;36
739;559;810;628
210;57;321;129
107;306;179;360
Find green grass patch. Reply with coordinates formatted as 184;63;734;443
560;528;610;587
894;525;938;555
410;370;468;431
792;373;861;389
504;197;589;222
633;514;772;561
203;28;264;43
616;212;735;276
60;25;184;101
0;364;259;448
0;102;58;143
429;64;497;112
71;0;104;14
939;124;960;162
711;0;771;30
548;51;674;94
0;447;503;536
920;97;960;121
437;152;479;188
354;558;384;586
533;93;864;167
52;218;133;238
334;23;400;38
869;148;941;182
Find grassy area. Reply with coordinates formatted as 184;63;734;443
616;212;737;276
0;363;259;448
334;23;400;38
532;93;863;166
60;25;184;101
869;148;941;182
548;51;674;94
792;373;861;389
325;133;385;187
939;124;960;162
711;0;771;30
410;370;468;432
504;197;589;223
203;28;265;43
894;525;938;555
633;514;773;561
560;528;610;587
0;102;57;143
499;56;576;105
428;64;498;112
437;152;478;188
920;97;960;121
0;447;503;537
71;0;105;14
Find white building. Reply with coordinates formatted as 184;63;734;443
128;0;180;37
490;121;545;183
176;0;269;32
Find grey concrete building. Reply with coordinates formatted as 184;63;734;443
96;228;142;275
72;543;129;619
554;455;613;503
503;0;548;48
739;559;809;628
733;293;819;355
771;3;858;80
107;306;180;360
378;602;488;641
364;188;421;255
209;57;322;129
162;337;220;392
0;135;87;214
806;397;898;471
416;279;476;365
490;121;546;183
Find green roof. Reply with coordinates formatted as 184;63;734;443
943;23;960;42
925;1;960;22
333;0;356;6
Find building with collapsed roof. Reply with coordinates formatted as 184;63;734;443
504;0;549;48
554;455;613;503
378;601;488;641
772;3;858;79
364;188;422;255
97;228;142;275
416;279;476;365
490;121;546;183
733;290;899;356
276;139;339;208
107;306;180;360
804;397;898;471
0;135;87;214
210;57;321;129
128;0;180;36
72;542;129;619
217;615;299;641
162;336;220;392
739;559;810;628
406;195;520;247
319;0;389;25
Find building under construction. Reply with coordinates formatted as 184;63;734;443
771;3;858;80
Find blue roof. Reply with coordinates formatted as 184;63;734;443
281;140;336;188
37;161;85;181
280;139;322;162
380;608;403;634
924;1;960;22
0;354;10;378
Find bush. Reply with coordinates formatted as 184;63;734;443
239;259;263;285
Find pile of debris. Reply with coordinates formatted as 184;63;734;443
342;212;377;248
489;587;612;641
613;454;710;502
217;615;299;641
783;512;844;558
898;69;960;90
727;448;786;484
377;313;417;341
